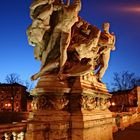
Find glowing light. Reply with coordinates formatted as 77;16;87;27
108;5;140;14
112;102;115;106
123;7;140;13
5;103;11;107
8;103;11;107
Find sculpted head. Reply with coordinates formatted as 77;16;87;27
26;26;44;46
102;22;110;32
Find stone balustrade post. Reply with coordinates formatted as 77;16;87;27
4;133;10;140
12;132;17;140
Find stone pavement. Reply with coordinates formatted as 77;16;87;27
113;123;140;140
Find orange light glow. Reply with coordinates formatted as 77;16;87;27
112;102;115;106
5;103;11;107
123;7;140;13
8;103;11;107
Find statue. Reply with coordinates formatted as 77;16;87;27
26;2;115;140
41;0;82;78
30;17;101;81
27;0;115;83
95;22;116;82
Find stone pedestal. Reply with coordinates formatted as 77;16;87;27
26;74;113;140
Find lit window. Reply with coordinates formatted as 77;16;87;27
7;103;11;107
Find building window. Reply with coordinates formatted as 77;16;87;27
16;103;19;107
1;103;3;107
16;95;19;99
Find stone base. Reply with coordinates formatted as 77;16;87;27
26;75;113;140
71;110;112;140
26;120;70;140
26;111;113;140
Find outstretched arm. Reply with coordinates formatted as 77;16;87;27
111;34;116;50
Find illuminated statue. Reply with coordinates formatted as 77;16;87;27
95;22;116;82
30;18;101;80
27;0;115;83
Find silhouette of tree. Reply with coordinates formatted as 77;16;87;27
5;73;22;84
111;71;140;91
5;73;33;90
24;80;33;91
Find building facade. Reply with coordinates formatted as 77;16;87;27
110;86;140;112
0;83;32;112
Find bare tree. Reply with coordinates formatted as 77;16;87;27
24;80;33;91
5;73;33;90
111;71;140;91
5;73;22;84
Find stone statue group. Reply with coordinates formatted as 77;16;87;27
27;0;116;83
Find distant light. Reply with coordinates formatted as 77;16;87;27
8;103;11;107
122;7;140;13
5;103;11;107
112;102;115;106
111;6;140;14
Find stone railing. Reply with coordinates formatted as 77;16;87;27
0;122;27;140
0;112;29;124
112;111;140;133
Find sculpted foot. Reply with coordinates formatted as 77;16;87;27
57;72;64;80
30;73;39;81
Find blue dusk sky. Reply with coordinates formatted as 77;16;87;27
0;0;140;87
